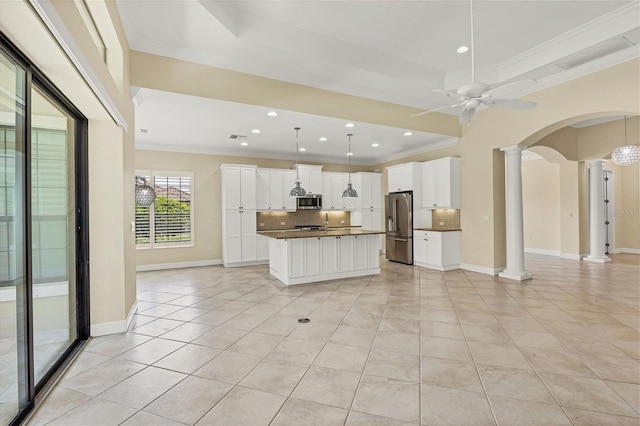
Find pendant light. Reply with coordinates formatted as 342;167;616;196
611;115;640;166
135;176;156;206
342;133;358;198
289;127;307;197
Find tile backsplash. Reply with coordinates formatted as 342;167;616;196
431;209;460;230
257;210;351;231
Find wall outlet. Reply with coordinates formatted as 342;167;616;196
280;222;286;225
439;221;445;226
341;220;345;223
483;215;490;222
259;223;265;226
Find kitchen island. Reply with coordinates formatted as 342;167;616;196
259;229;385;285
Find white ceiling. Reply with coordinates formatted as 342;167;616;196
117;0;640;164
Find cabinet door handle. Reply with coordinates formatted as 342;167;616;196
424;239;428;241
433;204;437;206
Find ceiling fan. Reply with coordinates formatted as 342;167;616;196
413;0;537;125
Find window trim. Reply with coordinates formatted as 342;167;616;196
135;170;194;249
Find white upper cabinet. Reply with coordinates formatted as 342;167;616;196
296;164;323;195
322;172;356;211
282;170;297;210
422;157;461;209
387;162;421;193
353;172;382;209
222;165;256;209
257;168;296;211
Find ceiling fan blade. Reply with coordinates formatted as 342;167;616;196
484;99;537;110
459;107;476;125
410;102;464;118
433;88;467;101
482;79;537;99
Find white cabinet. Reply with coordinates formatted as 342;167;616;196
387;162;421;193
221;164;260;266
288;237;321;278
353;172;382;209
256;235;269;261
222;165;256;210
413;230;461;271
267;234;381;285
422;157;461;209
223;208;257;264
322;172;357;211
320;237;338;274
296;164;323;195
257;168;296;211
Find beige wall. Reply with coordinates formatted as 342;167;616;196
135;150;368;266
522;160;561;252
1;0;137;330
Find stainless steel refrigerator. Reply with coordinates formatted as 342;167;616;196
385;191;413;264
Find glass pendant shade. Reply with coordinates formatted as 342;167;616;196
342;133;358;198
612;145;640;166
290;127;307;197
135;182;156;206
612;116;639;166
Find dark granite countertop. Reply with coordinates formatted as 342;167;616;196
414;228;462;232
258;228;385;239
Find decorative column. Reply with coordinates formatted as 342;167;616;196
499;144;532;281
584;159;611;263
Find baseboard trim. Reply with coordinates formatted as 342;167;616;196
524;248;560;257
524;248;583;260
136;259;223;272
460;263;503;276
560;253;582;260
223;260;269;268
612;248;640;255
91;300;138;337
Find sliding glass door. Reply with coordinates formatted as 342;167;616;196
0;35;89;426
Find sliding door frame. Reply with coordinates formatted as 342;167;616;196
1;32;90;426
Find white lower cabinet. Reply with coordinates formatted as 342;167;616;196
223;209;258;266
268;234;381;285
256;235;269;261
413;230;461;271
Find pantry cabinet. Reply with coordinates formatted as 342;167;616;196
221;164;259;266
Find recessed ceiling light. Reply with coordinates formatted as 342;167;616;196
371;143;379;147
240;142;248;146
140;128;148;133
251;129;261;134
345;123;355;128
267;111;278;117
404;131;413;136
299;147;306;152
347;152;353;156
319;137;327;142
457;45;469;53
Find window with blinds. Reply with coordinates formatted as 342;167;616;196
135;172;193;248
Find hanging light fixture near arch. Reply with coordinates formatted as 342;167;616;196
342;133;358;198
612;116;640;166
290;127;307;197
135;176;156;206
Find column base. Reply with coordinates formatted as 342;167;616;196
499;270;533;281
583;255;612;263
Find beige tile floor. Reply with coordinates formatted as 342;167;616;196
26;254;639;425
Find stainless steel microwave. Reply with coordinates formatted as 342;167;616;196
296;194;322;210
